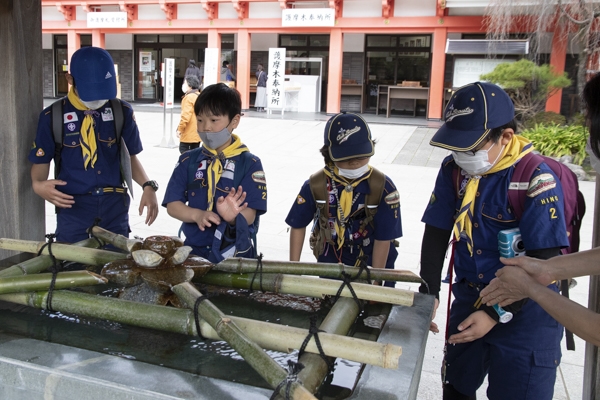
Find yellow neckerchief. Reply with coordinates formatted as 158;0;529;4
324;166;373;249
67;87;98;170
204;134;248;211
453;134;533;256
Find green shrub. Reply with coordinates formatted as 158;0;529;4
523;111;566;130
520;123;588;165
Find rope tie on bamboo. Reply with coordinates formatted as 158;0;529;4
269;360;305;400
298;314;333;370
333;271;363;311
86;217;104;248
352;254;372;284
193;285;217;340
248;253;265;294
37;234;61;311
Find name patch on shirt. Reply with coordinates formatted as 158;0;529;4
101;108;114;121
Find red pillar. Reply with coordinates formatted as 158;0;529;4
546;31;567;113
237;29;251;110
428;27;447;120
326;29;343;114
67;30;81;69
91;29;105;48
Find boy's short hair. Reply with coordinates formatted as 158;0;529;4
184;75;200;89
324;112;374;162
430;81;515;152
194;83;241;120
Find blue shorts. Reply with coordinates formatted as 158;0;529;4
444;280;563;400
56;192;130;243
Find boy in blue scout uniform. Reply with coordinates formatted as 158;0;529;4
285;112;402;287
162;83;267;263
29;46;158;243
419;82;568;400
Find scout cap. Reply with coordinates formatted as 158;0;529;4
325;112;374;161
70;46;117;101
430;81;514;152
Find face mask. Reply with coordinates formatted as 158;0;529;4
337;164;370;179
182;82;189;93
586;139;600;174
199;125;232;150
81;99;108;110
452;142;503;176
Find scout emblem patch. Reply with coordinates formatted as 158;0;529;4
526;173;556;197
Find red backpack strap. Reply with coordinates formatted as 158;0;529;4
508;152;544;220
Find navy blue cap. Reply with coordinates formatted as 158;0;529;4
430;82;514;152
325;112;374;161
70;47;117;101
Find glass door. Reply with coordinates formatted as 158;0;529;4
55;47;69;97
136;49;161;101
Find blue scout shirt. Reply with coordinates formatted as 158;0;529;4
162;147;267;253
422;155;569;284
29;98;143;195
285;171;402;267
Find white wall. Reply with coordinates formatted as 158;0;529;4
251;33;278;51
249;2;282;19
178;4;208;20
343;33;364;52
394;0;436;17
42;6;63;21
218;3;238;19
137;5;165;20
105;34;133;50
343;0;382;18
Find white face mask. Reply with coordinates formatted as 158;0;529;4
586;139;600;174
182;82;189;93
337;164;370;179
81;99;108;110
452;142;503;176
199;125;232;150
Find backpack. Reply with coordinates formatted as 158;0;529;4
308;167;386;259
51;98;125;180
452;152;585;256
185;150;260;249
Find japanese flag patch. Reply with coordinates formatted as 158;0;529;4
63;112;78;123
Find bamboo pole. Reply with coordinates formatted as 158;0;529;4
90;226;143;253
0;271;106;294
0;290;401;369
198;272;414;306
297;297;362;394
0;239;127;266
173;282;316;400
0;238;102;278
216;258;422;283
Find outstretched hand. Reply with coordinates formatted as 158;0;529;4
480;256;552;307
139;188;159;225
216;186;248;224
32;179;75;208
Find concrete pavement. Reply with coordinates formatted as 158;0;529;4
41;105;593;399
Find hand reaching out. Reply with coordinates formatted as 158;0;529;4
216;186;248;224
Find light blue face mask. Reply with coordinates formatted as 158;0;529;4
198;125;232;150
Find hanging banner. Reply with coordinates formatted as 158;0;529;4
164;58;175;109
204;48;219;88
282;8;335;27
266;48;286;112
87;12;127;28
